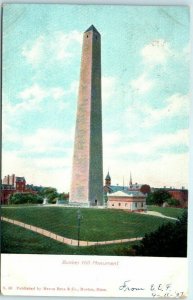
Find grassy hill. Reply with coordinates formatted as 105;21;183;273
1;206;179;242
1;221;138;255
147;205;185;218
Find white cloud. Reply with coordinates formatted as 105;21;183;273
66;80;79;96
121;93;189;131
141;39;171;65
50;87;65;100
3;84;57;115
103;126;189;188
3;127;188;192
103;131;121;145
103;132;188;189
22;30;82;66
54;31;82;61
15;84;57;112
3;82;78;120
2;126;74;192
22;36;45;65
3;127;73;154
150;128;189;149
109;152;188;189
182;43;191;62
143;93;189;127
103;131;122;160
118;129;188;156
2;150;72;192
18;84;48;110
23;128;72;153
103;127;188;164
130;73;155;94
19;84;66;103
102;76;118;103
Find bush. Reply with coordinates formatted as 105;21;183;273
167;198;180;207
130;210;187;257
9;193;43;205
146;189;171;206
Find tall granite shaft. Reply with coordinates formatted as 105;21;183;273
70;25;103;206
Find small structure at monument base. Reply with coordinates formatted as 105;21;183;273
107;190;146;211
68;200;104;208
43;197;48;205
67;201;90;207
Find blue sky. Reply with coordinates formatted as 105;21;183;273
2;4;190;192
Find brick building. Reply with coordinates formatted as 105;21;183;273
167;189;188;207
1;174;40;205
151;187;188;208
1;184;15;205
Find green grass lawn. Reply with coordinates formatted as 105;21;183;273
147;205;185;218
1;221;138;255
1;206;174;242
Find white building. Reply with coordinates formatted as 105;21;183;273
107;190;146;211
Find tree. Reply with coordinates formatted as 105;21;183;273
131;210;187;257
57;193;69;203
9;193;43;205
167;198;180;207
40;187;59;203
146;189;171;206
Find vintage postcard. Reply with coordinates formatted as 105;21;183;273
1;4;190;298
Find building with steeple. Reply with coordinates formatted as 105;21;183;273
104;171;148;211
70;25;103;206
104;171;151;195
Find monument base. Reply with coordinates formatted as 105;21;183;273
68;202;89;207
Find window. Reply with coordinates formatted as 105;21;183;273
112;204;114;207
141;202;143;207
119;203;121;206
135;203;137;208
125;203;127;207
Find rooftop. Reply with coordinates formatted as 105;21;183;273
16;177;25;182
85;25;100;34
108;190;145;198
105;171;111;180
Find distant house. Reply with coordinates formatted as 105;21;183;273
107;190;146;211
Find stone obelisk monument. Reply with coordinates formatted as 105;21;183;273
70;25;103;206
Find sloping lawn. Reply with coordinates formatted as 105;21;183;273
147;205;185;218
2;206;174;241
1;221;138;255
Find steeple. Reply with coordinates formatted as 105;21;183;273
105;171;111;180
105;171;111;186
129;172;133;187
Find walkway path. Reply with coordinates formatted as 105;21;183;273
137;211;178;220
1;217;143;247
